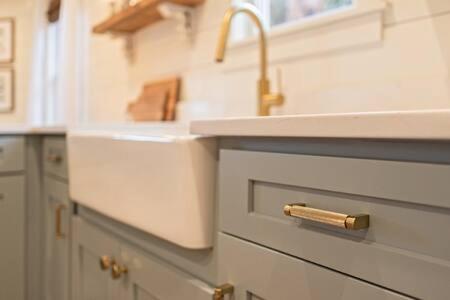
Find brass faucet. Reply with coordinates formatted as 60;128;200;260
215;3;284;116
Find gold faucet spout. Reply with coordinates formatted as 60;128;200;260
215;3;283;116
215;3;267;78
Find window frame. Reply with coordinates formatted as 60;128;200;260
44;21;61;125
223;0;386;71
244;0;355;34
229;0;386;50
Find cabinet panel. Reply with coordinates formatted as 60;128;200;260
43;137;68;180
44;177;70;300
72;217;121;300
0;176;25;300
0;136;24;172
218;233;411;300
219;149;450;299
73;217;217;300
120;244;215;300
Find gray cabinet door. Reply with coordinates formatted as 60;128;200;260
120;244;215;300
44;178;70;300
72;217;121;300
218;233;412;300
0;176;25;300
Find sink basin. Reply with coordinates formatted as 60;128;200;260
67;124;217;249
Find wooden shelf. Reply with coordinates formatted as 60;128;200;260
93;0;204;34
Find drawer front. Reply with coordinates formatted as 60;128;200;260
219;149;450;299
0;176;25;300
218;233;411;300
43;137;68;180
119;245;215;300
0;137;24;173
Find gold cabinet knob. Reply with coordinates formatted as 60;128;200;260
99;255;113;271
111;262;128;279
214;283;234;300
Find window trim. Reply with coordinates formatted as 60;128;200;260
224;0;386;70
231;0;385;49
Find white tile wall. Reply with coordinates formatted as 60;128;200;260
82;0;450;123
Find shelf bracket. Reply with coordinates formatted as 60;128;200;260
157;2;194;34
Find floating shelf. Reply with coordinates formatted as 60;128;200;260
93;0;204;34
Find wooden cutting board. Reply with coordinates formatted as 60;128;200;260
127;77;180;122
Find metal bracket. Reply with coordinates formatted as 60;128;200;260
157;2;194;34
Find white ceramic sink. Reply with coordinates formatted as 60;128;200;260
67;124;217;249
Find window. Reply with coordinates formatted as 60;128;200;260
253;0;352;27
44;21;61;125
233;0;353;41
227;0;384;71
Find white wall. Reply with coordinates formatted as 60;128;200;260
0;0;34;124
82;0;450;123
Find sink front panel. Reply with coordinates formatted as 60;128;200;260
68;133;217;249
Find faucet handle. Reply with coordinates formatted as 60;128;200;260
263;68;285;107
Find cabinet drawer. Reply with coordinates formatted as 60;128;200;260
0;176;25;300
219;149;450;299
43;137;67;180
219;233;411;300
0;137;24;173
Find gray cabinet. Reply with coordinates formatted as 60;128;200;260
43;136;70;300
0;134;69;300
218;233;411;300
63;134;450;300
72;217;219;300
0;176;25;300
0;136;26;300
219;148;450;299
72;217;121;300
44;177;70;300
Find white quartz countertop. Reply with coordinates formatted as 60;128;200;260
0;126;66;135
190;110;450;140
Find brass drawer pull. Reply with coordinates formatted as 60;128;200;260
55;203;67;239
284;203;369;230
214;283;234;300
47;154;62;164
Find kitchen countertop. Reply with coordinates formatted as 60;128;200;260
190;110;450;140
0;126;66;135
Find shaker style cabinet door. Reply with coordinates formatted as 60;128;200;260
0;176;25;300
44;178;70;300
71;217;121;300
119;244;216;300
218;233;413;300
